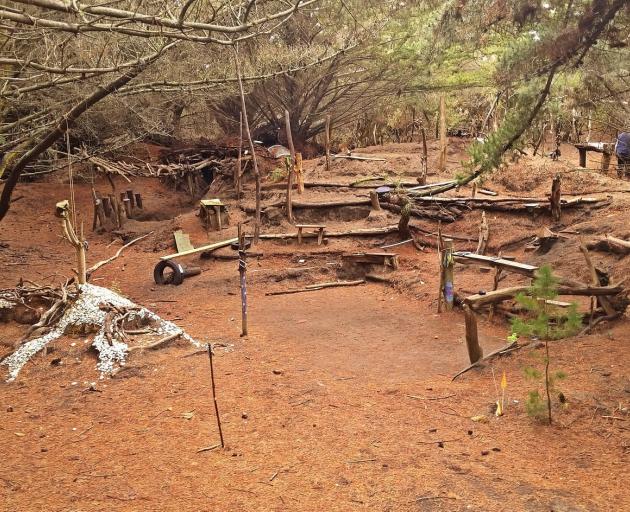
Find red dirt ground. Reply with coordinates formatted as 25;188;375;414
1;139;628;511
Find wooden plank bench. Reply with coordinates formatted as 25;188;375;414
453;251;537;277
295;224;326;245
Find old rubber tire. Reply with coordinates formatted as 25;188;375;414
153;259;185;285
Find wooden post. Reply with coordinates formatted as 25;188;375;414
438;94;447;172
134;193;143;209
126;189;135;208
463;305;483;363
234;48;261;243
369;190;381;211
419;127;428;185
441;238;454;311
56;200;86;285
109;194;122;228
206;344;225;448
295;152;304;194
94;198;106;231
601;151;611;173
237;224;248;337
325;114;331;175
550;174;561;223
284;109;296;222
578;148;587;168
488;252;503;322
476;211;489;255
236;111;243;197
437;222;444;313
122;198;132;219
102;196;112;217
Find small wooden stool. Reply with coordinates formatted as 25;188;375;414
200;199;230;231
295;224;326;245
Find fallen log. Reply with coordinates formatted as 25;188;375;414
262;179;435;190
333;154;386;162
586;234;630;254
260;225;399;240
382;200;458;223
465;285;624;309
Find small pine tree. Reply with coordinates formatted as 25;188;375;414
511;265;581;424
511;265;582;341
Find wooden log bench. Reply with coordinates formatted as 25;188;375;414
295;224;327;245
453;251;538;277
574;143;614;170
342;252;399;270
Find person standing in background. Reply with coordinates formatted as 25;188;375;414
615;132;630;178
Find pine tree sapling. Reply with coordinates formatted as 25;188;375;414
510;265;581;424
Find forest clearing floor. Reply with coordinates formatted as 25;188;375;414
1;139;628;511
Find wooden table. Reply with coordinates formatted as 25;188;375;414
295;224;326;245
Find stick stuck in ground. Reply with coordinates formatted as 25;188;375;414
207;343;225;449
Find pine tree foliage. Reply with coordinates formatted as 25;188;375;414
511;265;582;341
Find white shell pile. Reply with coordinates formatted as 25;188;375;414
1;283;198;382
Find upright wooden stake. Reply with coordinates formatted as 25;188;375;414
126;189;135;208
369;190;381;211
234;49;261;243
284;109;296;222
550;174;561;223
463;305;483;363
476;211;489;255
325;114;331;175
206;344;225;448
419;127;428;185
439;95;448;172
236;111;243;198
56;200;86;284
441;238;454;311
238;224;248;337
437;222;444;313
295;152;304;194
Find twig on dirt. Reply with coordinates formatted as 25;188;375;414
196;444;220;453
290;399;313;406
226;486;258;496
415;495;457;502
602;416;626;421
407;394;455;401
86;232;152;278
347;458;377;464
417;438;462;445
451;341;520;381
